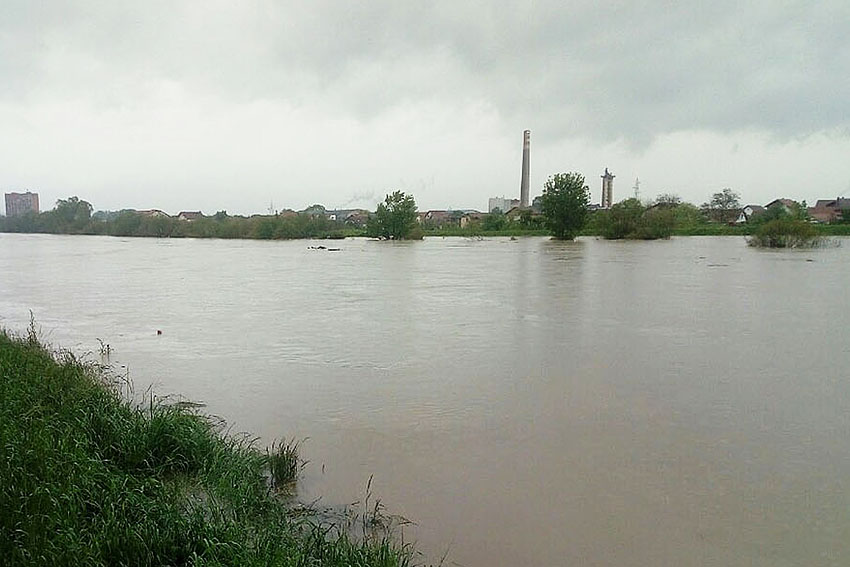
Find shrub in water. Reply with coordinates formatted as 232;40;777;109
599;199;674;240
748;218;822;248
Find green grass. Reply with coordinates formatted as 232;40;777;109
267;438;303;489
0;328;413;567
423;227;549;237
815;223;850;235
669;224;753;236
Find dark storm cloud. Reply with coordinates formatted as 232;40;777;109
2;0;848;143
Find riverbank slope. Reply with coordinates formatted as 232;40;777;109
0;329;411;566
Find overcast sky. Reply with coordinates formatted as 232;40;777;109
2;1;849;214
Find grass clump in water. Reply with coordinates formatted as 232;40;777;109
0;329;413;567
267;438;303;488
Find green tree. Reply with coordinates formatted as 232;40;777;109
599;198;645;239
755;199;806;225
702;188;740;223
637;207;675;239
654;193;682;206
0;210;38;233
540;172;590;240
519;208;542;229
110;211;142;236
44;196;94;233
253;218;277;239
597;198;674;239
671;202;705;227
139;215;176;237
367;191;420;240
482;209;507;231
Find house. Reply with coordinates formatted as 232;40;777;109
808;198;850;223
764;198;798;213
421;210;454;228
503;206;544;227
735;204;766;224
177;211;204;221
344;211;370;227
504;206;523;221
458;212;484;229
326;208;370;225
136;209;170;218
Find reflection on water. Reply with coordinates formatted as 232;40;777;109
2;234;849;566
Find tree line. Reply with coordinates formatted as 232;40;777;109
0;199;353;240
3;183;841;243
0;192;425;241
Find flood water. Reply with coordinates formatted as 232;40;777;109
2;233;849;566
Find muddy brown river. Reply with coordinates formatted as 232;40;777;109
2;233;848;566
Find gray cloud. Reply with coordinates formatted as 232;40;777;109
2;1;850;214
4;1;848;143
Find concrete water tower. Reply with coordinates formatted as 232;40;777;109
601;168;615;208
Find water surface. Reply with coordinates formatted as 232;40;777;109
1;234;848;566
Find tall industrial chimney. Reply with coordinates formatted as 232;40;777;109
601;168;615;208
520;130;530;208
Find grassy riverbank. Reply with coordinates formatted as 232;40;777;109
0;329;412;566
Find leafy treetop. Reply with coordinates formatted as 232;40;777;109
540;172;590;240
702;188;740;223
368;191;420;240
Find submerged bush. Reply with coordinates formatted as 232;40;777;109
748;218;826;248
632;207;674;240
598;199;674;240
599;198;644;239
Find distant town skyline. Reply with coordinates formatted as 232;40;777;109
1;2;849;215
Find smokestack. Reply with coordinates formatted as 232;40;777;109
520;130;530;208
601;168;615;208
